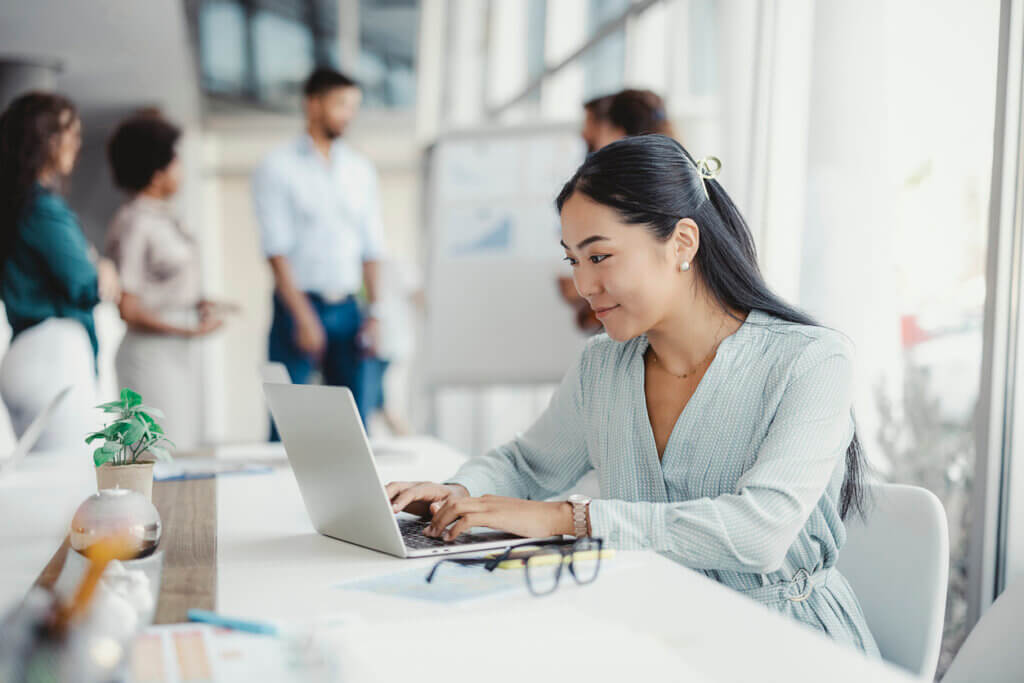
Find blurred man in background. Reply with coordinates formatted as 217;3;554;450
252;67;385;438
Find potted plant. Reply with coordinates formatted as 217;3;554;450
86;388;173;501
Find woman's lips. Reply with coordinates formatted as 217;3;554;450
593;305;620;319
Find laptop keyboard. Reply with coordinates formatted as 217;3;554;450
398;517;497;549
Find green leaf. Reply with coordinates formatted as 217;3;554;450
120;388;142;408
137;413;163;434
103;422;129;441
84;432;107;445
147;446;172;462
139;405;165;420
122;420;145;445
93;444;116;467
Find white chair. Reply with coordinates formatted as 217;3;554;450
941;577;1024;682
261;362;292;385
836;483;949;679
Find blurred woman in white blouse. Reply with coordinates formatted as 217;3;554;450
105;112;227;450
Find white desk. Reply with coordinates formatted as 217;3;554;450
216;437;918;683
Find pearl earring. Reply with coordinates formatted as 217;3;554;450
679;261;690;272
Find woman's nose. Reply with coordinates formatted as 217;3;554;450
573;269;601;299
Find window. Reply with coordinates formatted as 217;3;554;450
189;0;418;110
252;10;316;107
197;1;248;94
357;0;419;109
582;0;629;100
768;1;1002;671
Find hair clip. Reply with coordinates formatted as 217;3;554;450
695;156;722;199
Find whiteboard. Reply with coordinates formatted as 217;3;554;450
423;125;591;386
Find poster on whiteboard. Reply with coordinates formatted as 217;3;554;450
440;204;562;261
424;125;591;386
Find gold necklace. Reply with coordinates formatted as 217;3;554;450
649;318;729;380
650;347;717;379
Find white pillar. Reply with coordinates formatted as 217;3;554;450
415;0;447;144
486;0;530;123
447;0;489;127
799;0;899;471
541;0;586;121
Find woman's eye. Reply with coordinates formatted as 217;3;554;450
563;256;578;266
590;254;609;264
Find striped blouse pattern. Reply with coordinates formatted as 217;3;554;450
449;310;881;657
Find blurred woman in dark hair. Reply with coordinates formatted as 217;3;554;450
0;92;120;448
580;89;675;154
580;94;616;154
388;135;879;658
105;111;228;449
608;88;675;139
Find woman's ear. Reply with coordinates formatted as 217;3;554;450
674;218;700;266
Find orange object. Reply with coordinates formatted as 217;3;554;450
53;534;137;633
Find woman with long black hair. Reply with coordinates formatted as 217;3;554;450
0;92;119;448
387;134;879;655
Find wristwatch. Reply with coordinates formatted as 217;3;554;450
567;494;591;538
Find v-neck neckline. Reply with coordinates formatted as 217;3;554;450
635;311;758;476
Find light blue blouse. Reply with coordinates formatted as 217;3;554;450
449;310;881;657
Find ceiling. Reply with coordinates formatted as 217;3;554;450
0;0;199;122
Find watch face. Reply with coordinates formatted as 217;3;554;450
568;494;588;504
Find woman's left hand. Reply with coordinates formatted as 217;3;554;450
424;495;571;541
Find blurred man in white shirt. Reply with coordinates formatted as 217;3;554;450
252;67;384;439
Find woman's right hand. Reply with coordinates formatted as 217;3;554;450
190;316;224;337
385;481;469;518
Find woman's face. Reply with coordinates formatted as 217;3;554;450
153;154;182;197
580;111;625;153
560;192;694;342
53;112;81;176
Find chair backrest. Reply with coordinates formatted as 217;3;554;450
0;385;71;476
836;483;949;679
941;576;1024;683
261;362;292;385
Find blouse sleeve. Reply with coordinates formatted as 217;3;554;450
588;334;855;574
446;349;594;501
23;195;99;308
108;215;149;296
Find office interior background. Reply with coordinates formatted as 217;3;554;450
0;0;1021;676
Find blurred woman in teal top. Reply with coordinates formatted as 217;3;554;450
0;92;119;448
388;135;879;656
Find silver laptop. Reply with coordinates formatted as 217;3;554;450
0;385;72;476
263;382;558;558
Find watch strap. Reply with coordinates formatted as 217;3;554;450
570;496;590;538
